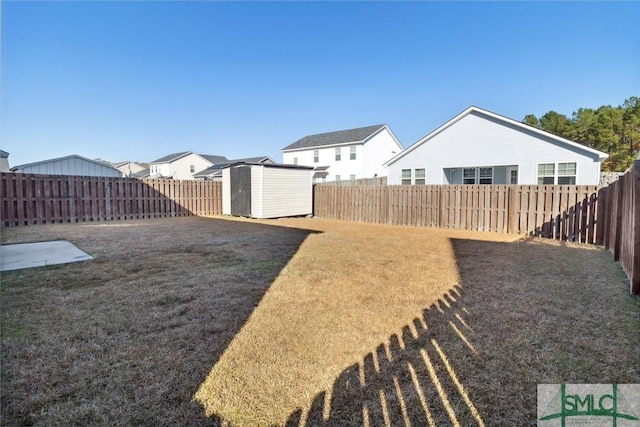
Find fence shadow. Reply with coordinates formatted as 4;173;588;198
284;284;485;427
0;217;319;426
284;237;639;426
530;190;599;243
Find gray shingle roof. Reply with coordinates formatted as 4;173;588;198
151;151;190;163
200;154;229;164
282;125;386;151
150;151;228;164
193;156;274;176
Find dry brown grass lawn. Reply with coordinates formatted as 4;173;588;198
1;216;639;426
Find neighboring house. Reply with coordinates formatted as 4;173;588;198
282;124;403;183
193;156;276;181
112;161;149;178
149;151;228;180
10;154;123;177
0;150;9;172
384;106;608;186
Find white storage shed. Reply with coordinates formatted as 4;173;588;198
222;162;314;219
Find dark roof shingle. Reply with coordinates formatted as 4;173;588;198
282;125;385;151
150;151;228;164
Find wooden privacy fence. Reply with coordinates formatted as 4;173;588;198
0;173;222;226
597;159;640;294
314;184;602;243
314;175;640;294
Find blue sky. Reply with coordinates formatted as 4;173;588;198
1;1;638;167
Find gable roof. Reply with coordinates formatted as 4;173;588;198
150;151;228;164
282;124;388;151
193;156;275;177
384;106;609;166
151;151;191;163
11;154;121;172
0;150;9;158
200;154;229;164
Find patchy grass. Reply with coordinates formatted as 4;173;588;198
1;216;639;426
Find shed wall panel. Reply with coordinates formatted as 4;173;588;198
259;167;312;218
222;169;231;215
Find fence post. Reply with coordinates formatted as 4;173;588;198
631;160;640;294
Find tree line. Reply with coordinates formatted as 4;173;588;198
522;97;640;172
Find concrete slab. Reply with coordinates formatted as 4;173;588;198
0;241;93;272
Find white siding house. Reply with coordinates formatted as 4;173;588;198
10;155;122;177
112;161;149;178
0;150;10;172
385;106;608;185
222;163;313;219
149;151;228;180
282;125;403;183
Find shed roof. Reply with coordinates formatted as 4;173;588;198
222;162;314;170
384;106;609;166
282;124;387;151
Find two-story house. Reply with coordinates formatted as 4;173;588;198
282;125;403;182
149;151;228;180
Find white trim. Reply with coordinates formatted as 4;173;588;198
536;161;578;185
384;106;609;166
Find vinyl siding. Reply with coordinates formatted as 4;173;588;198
361;129;402;178
14;158;122;177
259;166;312;219
388;111;602;185
251;166;263;218
222;168;231;215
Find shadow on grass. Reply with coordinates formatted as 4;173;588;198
0;217;321;426
284;238;639;426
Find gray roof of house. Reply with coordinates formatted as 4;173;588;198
200;154;229;164
151;151;190;163
0;150;9;158
282;124;386;151
150;151;228;164
193;156;275;176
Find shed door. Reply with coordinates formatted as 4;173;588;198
230;166;251;216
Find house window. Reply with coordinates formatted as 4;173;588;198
293;157;298;165
510;169;518;184
479;167;493;184
190;165;195;173
414;168;426;185
558;162;577;184
335;147;341;161
401;169;412;185
350;174;356;181
313;150;319;163
350;146;356;160
537;163;555;185
335;175;341;182
463;168;476;184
